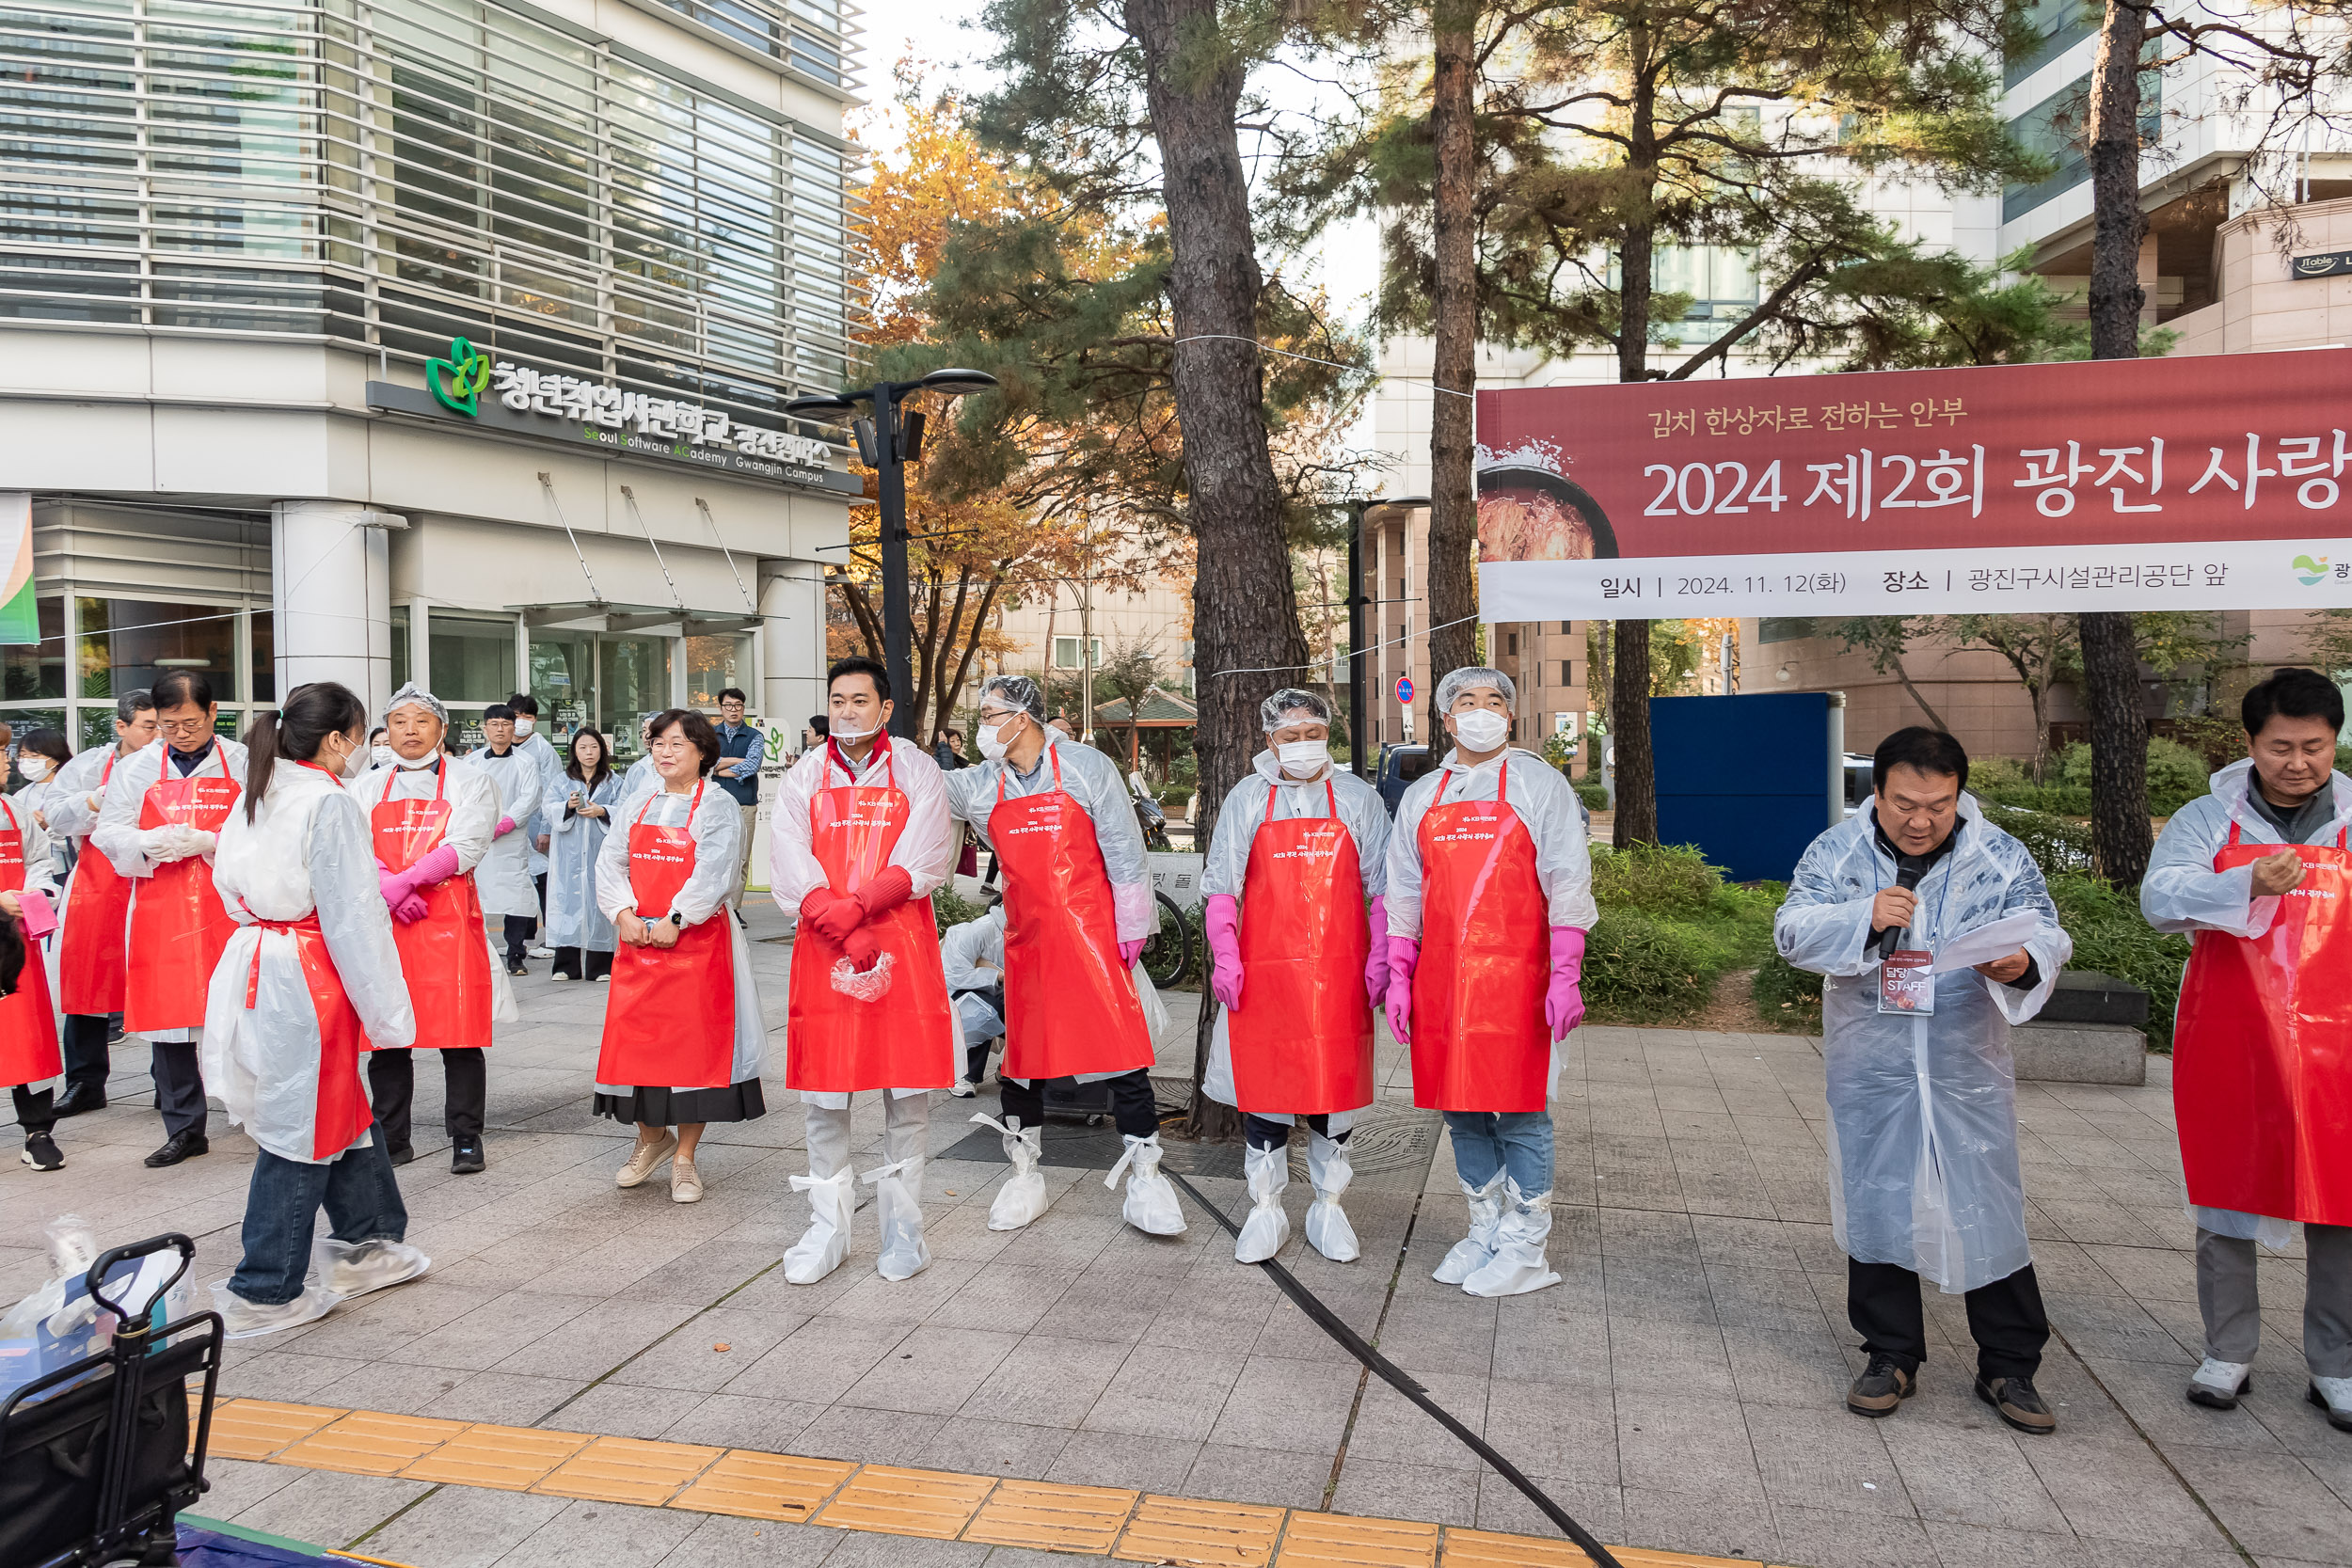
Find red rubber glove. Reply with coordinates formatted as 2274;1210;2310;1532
843;924;882;972
801;888;864;943
1385;936;1420;1044
852;863;914;922
1119;938;1146;969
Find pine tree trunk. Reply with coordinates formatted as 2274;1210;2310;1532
1611;618;1656;847
2082;0;2153;886
1126;0;1301;1140
1606;28;1661;847
1424;2;1479;732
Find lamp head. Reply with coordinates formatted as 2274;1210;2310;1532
918;367;999;398
785;392;859;420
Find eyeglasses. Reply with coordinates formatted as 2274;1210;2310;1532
157;715;211;737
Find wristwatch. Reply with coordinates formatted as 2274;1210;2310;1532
667;911;685;927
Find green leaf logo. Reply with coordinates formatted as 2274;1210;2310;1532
2294;553;2330;587
427;336;493;417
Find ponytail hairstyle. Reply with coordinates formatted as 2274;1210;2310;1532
241;680;367;822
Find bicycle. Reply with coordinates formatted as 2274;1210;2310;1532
1140;889;1192;988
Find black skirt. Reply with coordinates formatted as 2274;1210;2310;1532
594;1080;766;1127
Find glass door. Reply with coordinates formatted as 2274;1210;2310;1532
598;634;672;762
530;631;596;756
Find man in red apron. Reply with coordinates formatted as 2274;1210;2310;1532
348;684;516;1173
0;789;67;1170
1384;667;1594;1296
89;670;247;1168
945;674;1183;1236
771;657;958;1283
1200;688;1390;1264
41;690;159;1116
2145;667;2352;1430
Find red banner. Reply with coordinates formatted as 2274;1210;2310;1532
1474;347;2352;620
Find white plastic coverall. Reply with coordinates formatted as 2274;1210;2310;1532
941;906;1008;1049
1200;747;1391;1127
593;779;767;1092
546;769;629;953
202;767;416;1163
516;730;564;880
344;755;517;1025
11;774;65;880
1774;797;2071;1292
623;754;658;799
467;744;544;919
92;736;251;1048
944;730;1156;954
2140;758;2352;1247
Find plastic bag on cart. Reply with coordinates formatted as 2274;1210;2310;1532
0;1215;197;1406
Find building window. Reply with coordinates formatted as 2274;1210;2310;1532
249;608;275;704
686;633;753;709
601;635;673;753
430;612;519;705
2006;0;2100;87
2004;68;2160;221
1054;636;1102;670
78;597;238;705
1561;660;1573;687
390;605;411;688
1;598;66;705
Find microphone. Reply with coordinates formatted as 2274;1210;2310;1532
1874;863;1924;960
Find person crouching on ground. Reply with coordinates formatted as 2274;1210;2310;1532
1775;726;2071;1434
1385;666;1593;1297
203;682;428;1339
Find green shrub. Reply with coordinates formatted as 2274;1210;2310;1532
1751;951;1823;1031
2057;736;2212;816
1582;909;1730;1022
2045;872;2191;1049
1970;755;2030;793
932;885;990;938
1978;803;2094;878
1573;777;1610;813
1972;780;2093;815
1590;841;1724;919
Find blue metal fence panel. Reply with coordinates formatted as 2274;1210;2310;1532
1648;692;1833;882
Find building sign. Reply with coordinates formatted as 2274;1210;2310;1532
0;492;34;643
2292;249;2352;278
366;338;860;494
1474;347;2352;620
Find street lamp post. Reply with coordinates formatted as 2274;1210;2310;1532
786;367;1000;737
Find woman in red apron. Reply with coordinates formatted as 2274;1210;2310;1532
0;789;66;1171
88;670;246;1169
202;681;429;1341
770;657;958;1284
2143;669;2352;1426
1200;689;1390;1264
1384;667;1595;1298
595;707;766;1205
940;675;1182;1236
348;683;516;1174
39;696;159;1117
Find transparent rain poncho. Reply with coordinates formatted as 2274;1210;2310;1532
1773;796;2071;1292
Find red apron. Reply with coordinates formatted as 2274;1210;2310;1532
0;798;63;1087
1408;760;1551;1113
2172;820;2352;1226
58;752;133;1016
371;762;497;1051
239;907;375;1161
124;745;241;1035
785;739;955;1093
596;781;737;1090
988;749;1152;1080
1228;781;1374;1113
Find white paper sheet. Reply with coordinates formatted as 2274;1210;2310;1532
1931;911;2041;974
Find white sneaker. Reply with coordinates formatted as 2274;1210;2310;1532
977;1113;1048;1230
211;1280;338;1340
313;1239;431;1302
595;973;611;983
671;1155;704;1203
1433;1172;1506;1284
1108;1132;1186;1236
2311;1374;2352;1431
616;1130;677;1188
1233;1143;1290;1264
949;1080;978;1100
549;972;573;983
528;945;555;958
2187;1356;2253;1409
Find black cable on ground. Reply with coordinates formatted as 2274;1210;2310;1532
1164;1165;1625;1568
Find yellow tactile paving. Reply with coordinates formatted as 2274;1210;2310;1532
671;1449;859;1522
814;1464;997;1539
1278;1510;1441;1568
1114;1494;1287;1567
206;1400;349;1462
532;1435;725;1506
277;1412;469;1477
398;1423;591;1491
964;1480;1140;1554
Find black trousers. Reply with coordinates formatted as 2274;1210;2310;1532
150;1039;206;1137
367;1047;486;1152
61;1013;111;1091
502;915;537;963
552;945;612;981
1849;1259;2048;1381
12;1083;53;1135
998;1067;1157;1138
1244;1114;1346;1150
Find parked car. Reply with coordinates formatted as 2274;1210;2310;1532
1376;743;1437;816
1843;752;1874;816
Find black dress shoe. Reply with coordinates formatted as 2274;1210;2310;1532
1978;1374;2058;1434
52;1084;106;1117
1847;1351;1917;1417
387;1144;415;1166
505;958;527;976
451;1136;485;1175
144;1131;209;1167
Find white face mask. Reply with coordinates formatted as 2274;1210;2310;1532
829;716;881;745
1452;709;1510;753
371;745;396;768
18;756;50;782
977;717;1019;763
513;716;533;736
1275;739;1328;780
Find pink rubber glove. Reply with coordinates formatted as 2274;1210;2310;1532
16;890;55;940
393;891;430;925
494;816;517;839
1363;895;1390;1009
1547;925;1587;1041
1119;938;1146;968
376;859;405;909
1204;894;1242;1011
1385;936;1419;1043
802;889;865;943
404;843;461;890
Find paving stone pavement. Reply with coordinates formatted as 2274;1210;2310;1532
5;899;2349;1566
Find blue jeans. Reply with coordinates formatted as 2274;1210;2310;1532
1443;1111;1554;1196
229;1126;407;1305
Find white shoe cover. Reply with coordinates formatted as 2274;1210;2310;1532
864;1157;931;1281
1433;1171;1506;1285
1460;1180;1563;1297
975;1113;1049;1230
211;1280;338;1340
1108;1132;1187;1236
784;1166;853;1284
1234;1144;1290;1263
1303;1132;1359;1263
313;1238;431;1302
